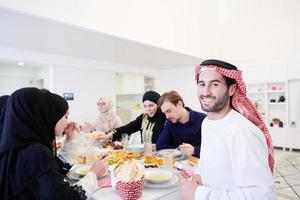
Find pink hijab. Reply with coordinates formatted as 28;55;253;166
96;97;121;132
195;63;274;174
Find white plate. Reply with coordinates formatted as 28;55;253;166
125;144;144;152
144;168;174;184
108;164;117;172
144;174;180;188
67;165;92;180
67;165;108;180
74;165;92;176
157;149;182;158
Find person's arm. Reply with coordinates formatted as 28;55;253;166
192;112;205;158
26;153;107;200
55;156;72;176
58;122;81;165
156;122;176;150
27;168;97;199
112;114;143;141
58;138;77;165
193;145;200;157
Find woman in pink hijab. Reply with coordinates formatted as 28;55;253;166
83;97;122;133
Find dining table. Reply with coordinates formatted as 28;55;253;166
64;139;196;200
91;183;181;200
90;157;194;200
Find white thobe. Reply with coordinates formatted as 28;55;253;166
194;109;276;199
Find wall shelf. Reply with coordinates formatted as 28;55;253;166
247;80;300;150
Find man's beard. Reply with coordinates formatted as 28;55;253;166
199;91;230;112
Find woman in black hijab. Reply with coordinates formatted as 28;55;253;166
0;88;107;200
97;90;166;144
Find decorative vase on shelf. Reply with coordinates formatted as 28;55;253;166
270;118;283;128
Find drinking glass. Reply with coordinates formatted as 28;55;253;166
144;143;152;156
163;154;174;168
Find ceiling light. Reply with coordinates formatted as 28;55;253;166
17;62;24;66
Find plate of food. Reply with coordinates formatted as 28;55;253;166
107;150;144;166
143;155;163;168
68;164;108;180
144;168;174;184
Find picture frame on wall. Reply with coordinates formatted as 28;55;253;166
63;92;74;101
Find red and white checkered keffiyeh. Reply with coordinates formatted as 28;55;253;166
195;64;274;174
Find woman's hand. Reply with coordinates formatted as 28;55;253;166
65;122;80;141
95;132;113;142
80;122;94;132
90;155;108;178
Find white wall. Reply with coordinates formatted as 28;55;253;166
50;66;116;123
155;65;202;112
155;61;300;113
0;65;43;95
0;46;159;124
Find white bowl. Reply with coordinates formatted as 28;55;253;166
157;149;182;158
144;168;174;184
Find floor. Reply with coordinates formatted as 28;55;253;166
274;149;300;199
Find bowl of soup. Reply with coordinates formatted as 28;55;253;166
144;168;173;184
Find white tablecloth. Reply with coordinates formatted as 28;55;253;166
91;186;180;200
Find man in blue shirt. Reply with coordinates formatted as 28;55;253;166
156;90;206;158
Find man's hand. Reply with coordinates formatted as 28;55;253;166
191;174;203;185
180;179;199;200
179;143;195;157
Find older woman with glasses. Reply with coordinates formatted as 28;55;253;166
81;97;122;133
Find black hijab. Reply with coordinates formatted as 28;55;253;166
0;88;68;199
142;91;166;143
0;95;9;142
0;88;68;152
0;95;9;113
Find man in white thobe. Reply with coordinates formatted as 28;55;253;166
180;59;276;200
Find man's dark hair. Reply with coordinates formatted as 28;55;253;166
200;59;237;87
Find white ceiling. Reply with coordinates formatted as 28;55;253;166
0;0;299;69
0;8;202;69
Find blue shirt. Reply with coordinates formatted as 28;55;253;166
156;107;206;157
